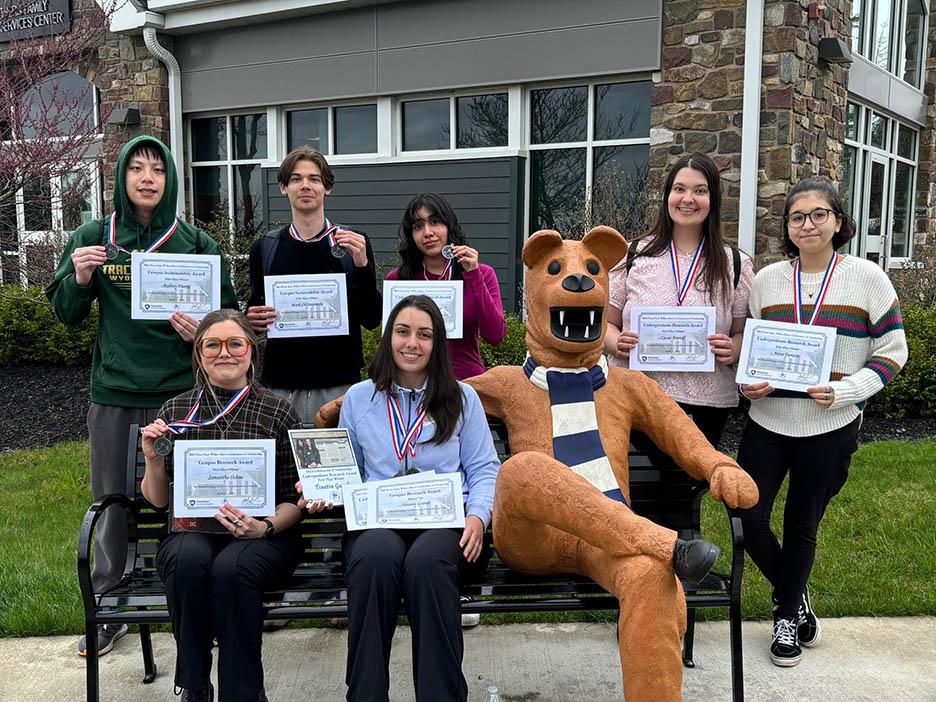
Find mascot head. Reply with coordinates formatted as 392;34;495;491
522;226;629;369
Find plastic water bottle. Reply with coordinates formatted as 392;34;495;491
485;685;501;702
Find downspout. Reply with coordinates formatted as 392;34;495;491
737;0;764;257
142;23;185;217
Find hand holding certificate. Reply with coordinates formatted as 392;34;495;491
131;252;221;320
290;428;362;505
735;319;837;392
342;471;466;531
264;273;350;338
382;280;463;339
629;306;716;372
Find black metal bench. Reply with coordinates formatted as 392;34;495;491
78;420;745;701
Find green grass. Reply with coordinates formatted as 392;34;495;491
1;440;934;636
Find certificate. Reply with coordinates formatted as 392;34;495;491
342;471;466;531
131;252;221;320
264;274;349;338
290;428;362;505
382;280;463;339
735;318;837;392
629;306;716;372
172;439;277;518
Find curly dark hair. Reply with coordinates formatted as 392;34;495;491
396;193;469;280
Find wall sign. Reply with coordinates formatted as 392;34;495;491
0;0;71;43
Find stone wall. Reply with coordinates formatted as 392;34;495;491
652;0;851;265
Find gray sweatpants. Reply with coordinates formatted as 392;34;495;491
87;403;159;591
271;384;351;427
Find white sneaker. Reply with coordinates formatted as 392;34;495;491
460;596;480;628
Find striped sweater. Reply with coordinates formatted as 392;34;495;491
747;255;907;437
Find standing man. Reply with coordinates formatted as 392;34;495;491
246;147;381;424
46;135;237;657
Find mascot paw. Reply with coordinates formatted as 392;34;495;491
709;465;759;509
314;396;344;428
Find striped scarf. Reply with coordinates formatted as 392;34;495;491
523;355;618;494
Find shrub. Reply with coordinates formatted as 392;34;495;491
867;305;936;419
0;285;97;365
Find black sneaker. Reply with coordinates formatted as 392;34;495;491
181;682;214;702
672;539;720;584
797;586;821;647
770;617;802;667
77;624;128;657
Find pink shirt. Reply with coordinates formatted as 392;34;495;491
386;263;507;380
608;243;754;408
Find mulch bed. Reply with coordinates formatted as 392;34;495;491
1;364;934;453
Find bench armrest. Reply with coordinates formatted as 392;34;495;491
77;493;139;612
726;511;745;602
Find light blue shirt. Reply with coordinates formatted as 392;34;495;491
338;379;500;527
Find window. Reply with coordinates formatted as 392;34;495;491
287;108;328;153
852;0;928;88
528;80;651;235
400;93;509;152
18;71;97;140
903;0;925;86
285;103;378;156
335;104;377;154
842;101;918;266
189;112;268;232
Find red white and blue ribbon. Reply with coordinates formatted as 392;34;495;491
166;385;251;436
110;212;179;253
792;254;840;326
289;217;338;246
386;393;428;463
669;237;705;306
423;257;453;281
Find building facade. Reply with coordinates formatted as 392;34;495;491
2;0;932;310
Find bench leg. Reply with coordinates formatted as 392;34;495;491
140;624;157;683
730;599;744;702
85;621;99;702
682;607;696;668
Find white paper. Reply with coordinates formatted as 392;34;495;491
290;428;362;505
264;273;350;338
173;439;277;518
382;280;464;339
131;252;221;320
735;318;838;392
629;306;716;372
342;471;466;531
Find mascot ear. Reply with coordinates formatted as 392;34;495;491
582;225;629;273
523;230;564;268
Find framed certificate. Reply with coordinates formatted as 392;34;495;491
735;318;837;392
382;280;464;339
629;306;716;372
172;439;277;518
289;428;362;505
130;252;221;320
342;471;466;531
264;273;350;338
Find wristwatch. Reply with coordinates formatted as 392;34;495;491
261;518;276;538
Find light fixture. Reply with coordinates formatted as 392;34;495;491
107;107;141;126
818;38;853;65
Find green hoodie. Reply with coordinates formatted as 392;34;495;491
46;135;238;408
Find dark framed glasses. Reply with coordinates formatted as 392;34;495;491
785;207;836;229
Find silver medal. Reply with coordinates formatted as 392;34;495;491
441;245;456;260
104;242;119;260
154;435;172;456
331;244;346;258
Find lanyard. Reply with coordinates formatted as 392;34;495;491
109;212;179;252
166;386;251;436
792;254;839;325
288;218;338;246
386;392;428;464
423;257;453;281
669;237;705;305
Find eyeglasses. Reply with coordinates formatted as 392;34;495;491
785;208;836;229
197;336;251;358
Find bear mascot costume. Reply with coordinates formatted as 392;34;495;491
464;226;759;701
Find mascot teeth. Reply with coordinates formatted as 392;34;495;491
550;307;603;343
560;310;565;325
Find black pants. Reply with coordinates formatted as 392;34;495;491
631;402;730;462
155;529;303;702
342;528;469;702
736;416;860;619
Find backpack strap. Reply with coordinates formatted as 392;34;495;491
731;246;741;290
624;243;638;275
260;227;283;276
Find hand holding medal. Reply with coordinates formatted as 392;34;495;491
141;418;172;459
333;228;368;267
70;245;108;287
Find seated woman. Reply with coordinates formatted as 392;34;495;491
310;295;499;702
141;309;328;702
386;193;507;380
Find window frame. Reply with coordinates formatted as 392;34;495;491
854;0;929;89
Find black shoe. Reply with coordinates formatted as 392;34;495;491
181;682;214;702
672;539;720;584
797;586;821;647
77;624;128;657
770;617;803;667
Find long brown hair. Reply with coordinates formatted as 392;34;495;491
631;152;732;302
191;309;261;392
369;295;463;445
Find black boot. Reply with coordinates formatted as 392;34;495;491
672;539;719;584
181;682;214;702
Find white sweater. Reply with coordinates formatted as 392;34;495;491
746;255;908;437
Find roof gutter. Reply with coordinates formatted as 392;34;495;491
738;0;764;257
141;16;185;217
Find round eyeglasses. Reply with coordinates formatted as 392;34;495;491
785;208;836;229
197;336;252;358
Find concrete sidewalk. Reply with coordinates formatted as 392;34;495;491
2;617;933;701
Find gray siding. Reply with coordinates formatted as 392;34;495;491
848;56;927;126
264;156;525;312
177;0;661;111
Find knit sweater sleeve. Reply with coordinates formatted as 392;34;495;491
464;264;507;345
829;267;907;408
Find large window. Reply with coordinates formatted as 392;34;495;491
852;0;929;88
400;92;509;152
286;103;378;155
528;80;651;236
842;101;918;266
